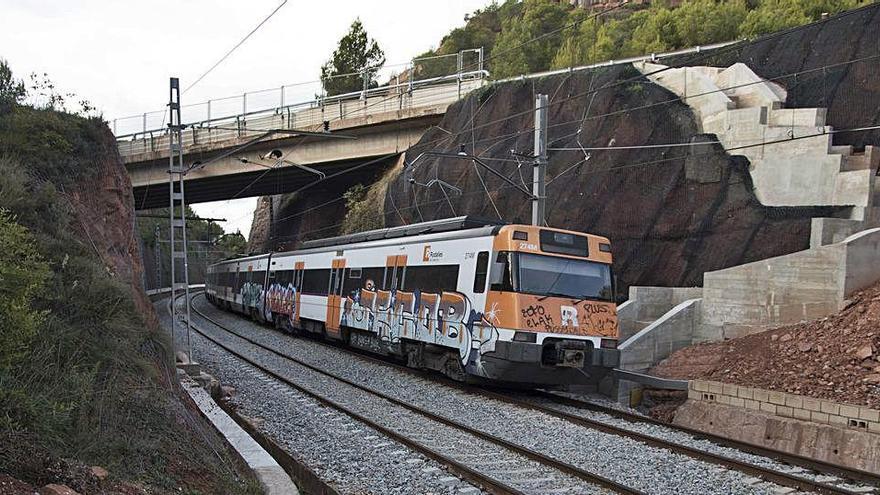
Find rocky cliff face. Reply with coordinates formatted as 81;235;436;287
387;64;842;295
66;125;155;321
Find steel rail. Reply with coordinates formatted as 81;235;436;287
167;294;527;495
190;294;878;495
186;294;642;495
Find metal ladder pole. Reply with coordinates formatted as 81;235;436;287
167;77;193;361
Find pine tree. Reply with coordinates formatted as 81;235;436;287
320;19;386;97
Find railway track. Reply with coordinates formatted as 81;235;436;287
186;293;880;495
172;293;633;495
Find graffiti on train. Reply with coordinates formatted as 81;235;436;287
265;282;297;321
342;285;498;363
240;282;263;308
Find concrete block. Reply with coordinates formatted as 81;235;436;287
784;395;803;409
708;381;723;394
820;401;841;415
777;406;793;418
858;407;880;422
754;389;770;403
729;397;745;408
829;414;848;427
722;383;738;396
737;387;755;399
717;395;731;405
840;404;860;419
761;402;777;414
803;397;822;412
688;389;701;400
744;399;760;410
870;421;880;434
769;391;787;405
694;380;709;392
793;408;812;421
811;411;829;424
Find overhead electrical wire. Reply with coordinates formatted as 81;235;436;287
267;122;880;244
183;0;288;94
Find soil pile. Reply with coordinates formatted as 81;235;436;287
652;282;880;408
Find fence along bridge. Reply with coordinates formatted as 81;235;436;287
116;49;486;210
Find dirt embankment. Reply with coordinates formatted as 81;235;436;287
653;282;880;409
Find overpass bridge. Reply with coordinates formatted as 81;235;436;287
117;51;486;210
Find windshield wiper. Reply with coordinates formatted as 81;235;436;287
537;291;571;301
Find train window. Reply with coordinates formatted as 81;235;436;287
275;270;294;287
301;269;330;295
349;268;362;279
490;251;514;292
360;267;384;292
473;251;489;293
402;265;459;293
539;230;588;257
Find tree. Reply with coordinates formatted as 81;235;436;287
320;19;385;97
672;0;748;48
552;10;600;68
491;0;569;79
738;0;865;39
0;59;26;112
739;0;810;38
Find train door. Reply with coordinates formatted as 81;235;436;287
325;258;346;337
384;255;408;291
293;261;304;325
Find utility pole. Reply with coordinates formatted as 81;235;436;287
154;224;161;289
168;77;193;361
532;94;548;226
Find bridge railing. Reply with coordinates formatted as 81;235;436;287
113;48;485;147
117;75;486;159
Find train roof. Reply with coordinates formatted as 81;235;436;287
298;216;505;250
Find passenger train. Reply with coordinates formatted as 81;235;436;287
205;217;620;386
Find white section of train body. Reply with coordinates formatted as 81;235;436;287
207;227;504;367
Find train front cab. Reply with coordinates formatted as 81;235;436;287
475;225;620;387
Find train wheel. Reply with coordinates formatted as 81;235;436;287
442;354;467;382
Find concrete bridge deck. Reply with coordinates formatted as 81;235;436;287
123;76;485;210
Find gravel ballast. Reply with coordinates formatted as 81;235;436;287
160;298;486;494
188;295;821;495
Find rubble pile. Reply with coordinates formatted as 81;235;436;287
653;282;880;408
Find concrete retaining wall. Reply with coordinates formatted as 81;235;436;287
619;298;703;372
700;227;880;340
618;286;703;341
689;380;880;433
679;380;880;473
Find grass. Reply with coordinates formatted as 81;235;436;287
0;102;260;493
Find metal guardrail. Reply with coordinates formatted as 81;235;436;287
113;48;485;140
117;76;486;159
611;368;689;390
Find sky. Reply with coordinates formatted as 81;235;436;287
1;0;493;238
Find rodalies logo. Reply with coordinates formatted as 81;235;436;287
422;245;444;262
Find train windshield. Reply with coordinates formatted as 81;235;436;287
492;252;613;302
